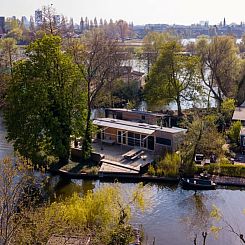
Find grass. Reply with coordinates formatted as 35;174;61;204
61;160;99;175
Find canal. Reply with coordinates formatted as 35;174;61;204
1;114;245;245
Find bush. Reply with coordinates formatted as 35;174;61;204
227;121;242;145
218;157;231;165
147;164;156;176
155;153;181;177
195;163;245;178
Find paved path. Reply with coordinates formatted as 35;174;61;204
212;175;245;187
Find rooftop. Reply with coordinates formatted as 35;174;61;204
232;106;245;121
93;118;186;134
106;108;169;117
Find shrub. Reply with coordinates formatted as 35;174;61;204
147;164;156;176
155;153;181;177
227;121;242;145
195;163;245;178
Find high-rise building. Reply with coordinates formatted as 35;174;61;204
0;16;5;33
35;9;42;25
53;15;61;25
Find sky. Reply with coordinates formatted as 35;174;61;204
1;0;245;25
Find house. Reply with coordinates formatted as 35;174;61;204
93;117;186;155
105;108;177;127
232;101;245;126
232;101;245;151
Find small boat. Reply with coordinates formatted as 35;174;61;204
180;178;216;190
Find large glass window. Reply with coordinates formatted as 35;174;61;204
156;137;171;146
128;132;134;146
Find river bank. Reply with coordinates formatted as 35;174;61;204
51;167;245;188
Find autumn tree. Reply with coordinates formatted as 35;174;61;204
4;35;86;165
66;29;124;159
144;40;201;116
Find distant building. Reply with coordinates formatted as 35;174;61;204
53;15;61;25
0;17;5;34
35;9;42;25
21;16;29;28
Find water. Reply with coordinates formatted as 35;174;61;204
0;112;13;159
1;115;245;245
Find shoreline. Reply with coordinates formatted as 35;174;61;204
50;168;245;188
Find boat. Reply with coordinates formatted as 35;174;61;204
180;178;216;190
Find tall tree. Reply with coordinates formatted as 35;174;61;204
196;36;244;108
4;35;85;165
144;40;201;116
0;38;18;108
66;29;124;159
142;32;177;73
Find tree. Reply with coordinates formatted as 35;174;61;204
116;20;130;42
141;32;177;73
0;157;38;245
0;38;18;108
211;205;245;244
4;35;86;165
38;5;60;35
66;29;124;159
14;184;148;244
196;36;243;109
144;40;201;116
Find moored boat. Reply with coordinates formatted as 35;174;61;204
180;178;216;190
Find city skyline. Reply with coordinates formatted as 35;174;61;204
1;0;245;25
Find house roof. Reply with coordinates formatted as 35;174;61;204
93;118;186;134
232;106;245;121
106;108;169;118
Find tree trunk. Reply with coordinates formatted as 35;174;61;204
81;107;92;160
176;96;182;117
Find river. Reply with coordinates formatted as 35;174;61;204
1;115;245;245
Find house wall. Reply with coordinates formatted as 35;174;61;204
154;130;185;153
108;110;160;124
103;127;117;141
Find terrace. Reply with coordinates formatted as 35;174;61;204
92;140;154;175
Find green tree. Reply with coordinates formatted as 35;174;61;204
228;121;242;145
14;184;147;244
144;40;201;116
4;35;86;165
196;36;243;109
141;32;177;73
0;38;18;108
181;116;225;175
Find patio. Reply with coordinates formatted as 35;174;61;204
92;140;154;173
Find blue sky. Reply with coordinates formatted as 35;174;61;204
2;0;245;25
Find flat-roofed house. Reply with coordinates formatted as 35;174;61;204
232;101;245;151
105;108;176;127
93;118;186;155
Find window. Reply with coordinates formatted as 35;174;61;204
156;137;171;146
128;132;134;146
148;136;155;150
